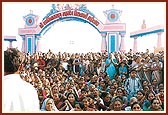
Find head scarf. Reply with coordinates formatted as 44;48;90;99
41;98;59;111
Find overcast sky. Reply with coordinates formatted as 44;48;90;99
2;2;166;53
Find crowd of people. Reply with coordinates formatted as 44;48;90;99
4;48;165;112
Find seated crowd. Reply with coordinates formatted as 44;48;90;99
19;49;164;111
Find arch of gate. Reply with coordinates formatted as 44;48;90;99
18;4;126;55
130;24;164;53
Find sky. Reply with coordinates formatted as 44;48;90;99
2;2;166;54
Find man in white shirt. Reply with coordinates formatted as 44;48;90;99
3;48;40;112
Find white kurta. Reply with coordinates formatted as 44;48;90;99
3;74;40;112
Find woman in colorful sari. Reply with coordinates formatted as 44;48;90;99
105;53;117;80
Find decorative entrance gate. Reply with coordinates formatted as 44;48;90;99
18;4;126;55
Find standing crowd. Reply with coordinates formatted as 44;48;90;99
4;48;165;111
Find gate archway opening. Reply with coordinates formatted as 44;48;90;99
40;20;102;53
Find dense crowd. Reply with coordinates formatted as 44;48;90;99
18;49;164;111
